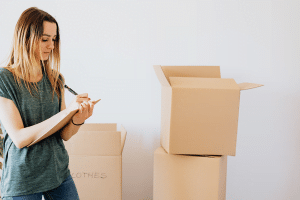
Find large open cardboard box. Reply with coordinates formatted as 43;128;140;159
64;123;127;200
153;146;227;200
154;65;263;156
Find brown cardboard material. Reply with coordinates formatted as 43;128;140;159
154;65;263;156
64;123;127;200
27;109;78;147
153;147;227;200
27;100;101;147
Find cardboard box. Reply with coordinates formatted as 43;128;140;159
154;65;263;156
153;147;227;200
64;123;127;200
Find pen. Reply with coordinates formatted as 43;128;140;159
64;85;101;104
64;85;78;95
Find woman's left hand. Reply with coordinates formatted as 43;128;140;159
72;100;95;125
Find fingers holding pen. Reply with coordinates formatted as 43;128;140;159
84;101;90;115
78;103;83;114
77;93;88;98
79;101;88;114
68;91;99;119
76;93;90;103
88;100;95;116
75;95;87;113
72;98;98;124
79;100;95;117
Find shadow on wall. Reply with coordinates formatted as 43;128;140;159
122;124;160;200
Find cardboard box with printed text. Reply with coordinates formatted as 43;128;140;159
64;123;127;200
153;146;227;200
154;65;263;156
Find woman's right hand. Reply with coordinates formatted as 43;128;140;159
66;93;91;113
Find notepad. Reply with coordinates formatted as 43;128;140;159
27;99;101;147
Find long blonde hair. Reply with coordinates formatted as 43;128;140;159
5;7;63;99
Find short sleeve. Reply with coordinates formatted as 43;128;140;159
0;68;15;101
57;73;65;111
58;73;65;89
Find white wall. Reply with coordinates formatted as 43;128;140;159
1;0;299;199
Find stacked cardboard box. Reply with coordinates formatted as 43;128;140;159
153;65;262;199
64;123;127;200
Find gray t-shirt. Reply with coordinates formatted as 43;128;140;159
0;68;70;197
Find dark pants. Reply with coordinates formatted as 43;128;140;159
2;175;80;200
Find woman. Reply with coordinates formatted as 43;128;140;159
0;7;95;199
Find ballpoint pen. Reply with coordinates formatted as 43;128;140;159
64;85;101;104
64;85;78;95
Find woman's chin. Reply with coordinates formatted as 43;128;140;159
41;57;49;61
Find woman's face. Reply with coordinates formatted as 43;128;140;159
35;21;57;61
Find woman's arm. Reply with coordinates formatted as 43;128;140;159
59;89;95;141
0;94;90;149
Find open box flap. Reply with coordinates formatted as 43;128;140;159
161;66;221;84
238;82;264;90
153;65;171;87
169;77;240;90
154;65;221;87
78;123;117;131
120;125;127;153
65;130;121;156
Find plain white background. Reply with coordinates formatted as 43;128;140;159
0;0;299;199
